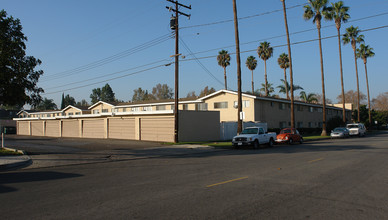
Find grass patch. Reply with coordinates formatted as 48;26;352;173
206;142;232;148
303;135;330;140
0;148;23;156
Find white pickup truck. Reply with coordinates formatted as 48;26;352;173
232;127;277;149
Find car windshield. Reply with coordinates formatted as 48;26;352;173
347;125;359;128
334;128;346;132
280;129;292;134
240;128;258;134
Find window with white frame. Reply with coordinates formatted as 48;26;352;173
297;121;303;128
68;113;74;116
196;103;208;111
131;107;140;112
182;104;188;110
233;100;250;108
102;109;109;113
92;109;100;114
156;105;166;111
309;107;314;112
143;106;152;111
279;103;286;110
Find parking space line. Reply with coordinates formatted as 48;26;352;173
206;176;248;188
308;158;324;163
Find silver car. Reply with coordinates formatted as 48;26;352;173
330;127;350;138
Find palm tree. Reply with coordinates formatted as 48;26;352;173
343;25;364;122
281;0;295;129
356;44;375;126
277;53;290;99
303;0;330;136
246;56;258;94
217;50;231;90
278;79;303;97
324;1;349;124
257;41;273;96
259;83;274;96
300;91;318;103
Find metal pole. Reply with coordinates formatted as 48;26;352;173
174;1;179;143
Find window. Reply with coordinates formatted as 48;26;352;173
279;103;286;110
308;122;313;128
122;108;127;112
75;112;81;115
46;114;51;117
214;102;228;109
156;105;166;111
182;104;188;110
318;122;323;128
297;122;303;128
234;100;250;108
113;109;119;113
297;105;303;111
131;107;140;112
196;103;208;111
270;101;274;107
102;109;109;113
279;121;287;128
259;128;265;134
317;108;323;113
68;113;74;116
143;106;152;111
309;107;314;112
327;109;332;115
92;109;100;114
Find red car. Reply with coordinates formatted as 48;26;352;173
276;128;303;144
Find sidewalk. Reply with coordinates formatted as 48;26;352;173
0;148;32;171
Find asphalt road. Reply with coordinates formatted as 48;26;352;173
1;133;387;219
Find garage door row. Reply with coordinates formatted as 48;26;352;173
17;117;174;142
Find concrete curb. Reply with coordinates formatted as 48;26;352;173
0;147;32;171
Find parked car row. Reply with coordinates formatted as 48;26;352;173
232;123;367;149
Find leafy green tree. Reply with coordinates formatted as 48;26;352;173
217;50;231;90
343;25;364;122
198;86;216;98
357;44;375;126
132;87;154;102
324;1;350;123
245;56;257;94
257;41;273;96
258;83;274;96
300;91;318;103
303;0;330;136
0;10;44;107
60;93;65;109
35;98;57;111
63;94;76;107
76;99;89;107
186;91;196;99
277;53;290;99
90;83;116;104
152;83;173;100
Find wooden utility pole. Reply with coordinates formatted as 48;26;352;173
166;0;191;143
232;0;243;134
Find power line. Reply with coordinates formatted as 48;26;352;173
180;3;307;29
43;63;170;95
41;33;173;82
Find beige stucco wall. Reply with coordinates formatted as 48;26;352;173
203;93;255;122
179;110;220;142
90;103;113;113
63;107;82;115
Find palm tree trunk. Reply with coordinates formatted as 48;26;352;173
281;0;294;129
337;28;346;124
223;67;227;90
353;46;361;122
264;60;268;96
317;23;327;136
251;70;254;94
364;60;372;127
284;68;289;99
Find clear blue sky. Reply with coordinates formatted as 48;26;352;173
3;0;388;107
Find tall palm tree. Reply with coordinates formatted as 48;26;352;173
324;1;350;124
246;56;258;94
281;0;295;129
217;50;231;90
356;44;375;126
343;25;364;122
257;41;273;96
277;79;303;97
277;53;290;99
303;0;330;136
300;91;318;103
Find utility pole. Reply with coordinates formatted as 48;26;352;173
166;0;191;143
232;0;243;134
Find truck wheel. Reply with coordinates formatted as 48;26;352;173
268;138;274;148
253;140;259;149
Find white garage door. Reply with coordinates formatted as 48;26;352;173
62;120;79;138
18;121;30;135
141;117;174;142
46;121;60;137
31;121;43;136
83;119;105;139
108;118;135;140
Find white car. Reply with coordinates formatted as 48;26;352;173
346;123;366;137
